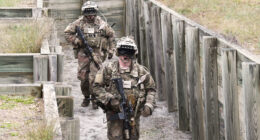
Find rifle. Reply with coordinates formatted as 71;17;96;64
75;26;100;70
110;78;134;140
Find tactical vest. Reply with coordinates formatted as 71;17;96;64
82;24;103;48
107;62;146;110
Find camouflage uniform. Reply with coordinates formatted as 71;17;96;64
93;60;156;140
64;15;115;107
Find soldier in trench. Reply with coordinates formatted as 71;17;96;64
93;36;156;140
64;1;115;108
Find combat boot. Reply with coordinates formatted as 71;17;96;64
81;98;90;107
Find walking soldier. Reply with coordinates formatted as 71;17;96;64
93;36;156;139
64;1;115;108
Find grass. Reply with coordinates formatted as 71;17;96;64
26;122;54;140
0;0;33;7
0;122;13;129
0;95;35;109
0;18;54;53
159;0;260;50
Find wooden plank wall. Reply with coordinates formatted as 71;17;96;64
0;8;33;18
0;54;35;84
0;53;63;84
46;0;81;43
127;0;260;139
90;0;125;38
46;0;125;43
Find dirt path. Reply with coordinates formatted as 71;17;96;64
63;45;191;140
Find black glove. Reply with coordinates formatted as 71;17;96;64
108;53;113;59
109;96;120;111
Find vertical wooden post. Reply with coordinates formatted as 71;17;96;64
33;55;48;82
55;84;72;96
49;54;58;82
222;48;240;140
151;5;166;101
173;19;189;131
57;54;64;82
57;96;74;118
143;1;155;79
138;0;149;67
203;36;219;140
242;62;260;140
125;0;139;43
60;117;80;140
161;12;177;112
186;27;205;140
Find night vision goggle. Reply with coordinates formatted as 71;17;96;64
118;45;136;57
83;8;97;15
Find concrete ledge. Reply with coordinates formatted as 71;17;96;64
43;83;62;139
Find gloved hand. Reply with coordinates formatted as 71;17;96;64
74;38;82;46
109;95;120;111
108;53;113;59
141;105;151;117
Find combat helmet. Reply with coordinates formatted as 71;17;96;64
116;36;138;58
81;1;98;15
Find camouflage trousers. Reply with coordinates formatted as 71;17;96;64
77;49;100;99
106;111;140;140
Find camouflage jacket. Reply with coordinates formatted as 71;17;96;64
64;16;115;57
93;60;156;114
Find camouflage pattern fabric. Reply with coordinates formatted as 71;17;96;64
64;16;115;98
93;60;156;140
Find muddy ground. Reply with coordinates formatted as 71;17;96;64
63;44;191;140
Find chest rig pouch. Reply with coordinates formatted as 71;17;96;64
109;66;146;110
83;25;102;48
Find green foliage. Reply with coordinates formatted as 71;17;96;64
0;122;13;129
0;0;22;7
0;95;35;109
26;122;54;140
0;19;53;53
10;132;19;136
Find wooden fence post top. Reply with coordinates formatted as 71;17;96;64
242;62;257;65
203;36;217;40
186;26;198;30
221;48;236;51
173;18;184;22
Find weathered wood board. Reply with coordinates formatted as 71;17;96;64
203;36;219;140
0;72;33;84
173;19;189;131
242;63;260;140
221;48;240;140
60;117;80;140
161;12;177;112
0;8;32;18
57;96;74;118
151;5;166;101
186;26;205;140
0;55;33;73
0;84;41;97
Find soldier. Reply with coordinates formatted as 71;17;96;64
93;36;156;140
64;1;115;108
